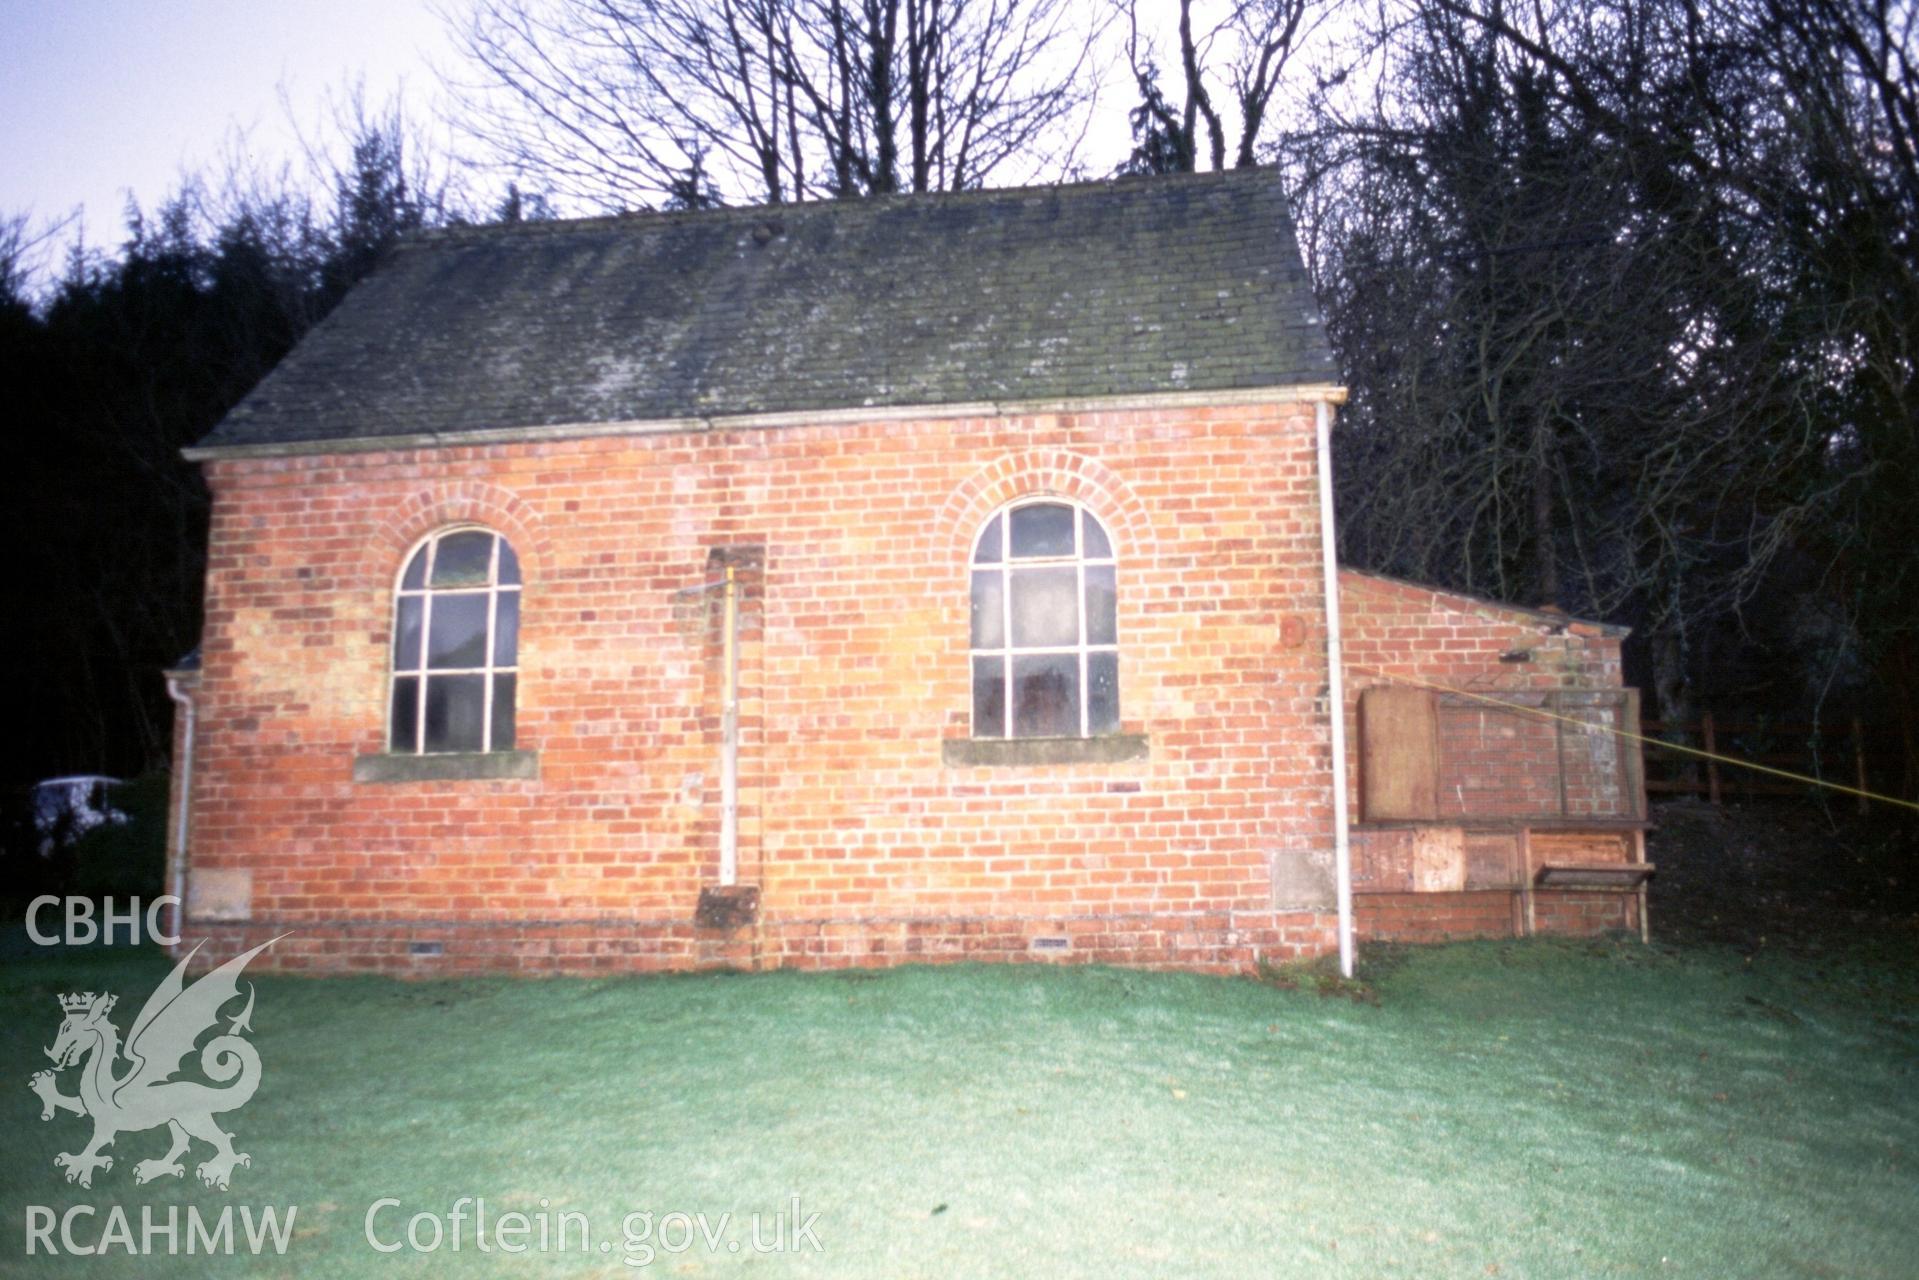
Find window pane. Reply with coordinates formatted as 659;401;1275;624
491;674;517;750
431;531;495;586
1081;510;1112;559
426;594;489;668
1087;652;1119;734
970;570;1003;648
493;591;520;666
497;539;521;586
400;546;429;590
424;674;486;752
389;676;420;752
1013;654;1080;737
971;656;1006;737
1010;567;1079;647
1085;565;1117;645
1009;503;1075;558
972;515;1002;564
394;596;424;670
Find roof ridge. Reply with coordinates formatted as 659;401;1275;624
400;166;1279;252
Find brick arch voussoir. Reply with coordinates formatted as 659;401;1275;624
939;450;1151;566
373;481;545;582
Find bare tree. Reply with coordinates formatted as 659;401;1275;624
440;0;1108;209
1114;0;1331;174
1278;0;1919;796
1285;1;1837;728
0;209;79;311
0;94;477;785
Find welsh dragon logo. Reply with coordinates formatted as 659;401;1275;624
29;937;283;1190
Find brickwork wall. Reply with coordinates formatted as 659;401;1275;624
1337;569;1627;785
1532;890;1636;936
177;402;1341;973
184;911;1339;977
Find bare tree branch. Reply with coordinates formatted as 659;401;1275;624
440;0;1107;207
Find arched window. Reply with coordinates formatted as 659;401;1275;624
389;528;520;754
970;500;1118;738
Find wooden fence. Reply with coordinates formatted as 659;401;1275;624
1640;713;1878;811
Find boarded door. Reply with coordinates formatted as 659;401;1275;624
1359;686;1440;820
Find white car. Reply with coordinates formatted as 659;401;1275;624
29;776;128;856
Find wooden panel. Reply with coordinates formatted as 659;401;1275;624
1360;686;1440;821
1353;828;1417;891
1410;826;1466;891
1528;830;1630;867
1464;832;1522;889
1535;862;1655;889
1622;688;1646;819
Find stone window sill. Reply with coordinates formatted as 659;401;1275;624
941;734;1149;768
353;750;540;783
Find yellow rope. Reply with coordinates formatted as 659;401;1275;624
1348;664;1919;814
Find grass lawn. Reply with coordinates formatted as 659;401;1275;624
2;933;1914;1277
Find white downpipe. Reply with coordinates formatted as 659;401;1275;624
1315;399;1356;978
719;564;740;887
163;673;196;948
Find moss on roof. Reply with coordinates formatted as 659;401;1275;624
195;167;1337;452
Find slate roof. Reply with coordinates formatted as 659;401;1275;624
193;167;1337;453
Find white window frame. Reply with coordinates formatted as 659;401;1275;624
388;526;521;754
969;498;1119;739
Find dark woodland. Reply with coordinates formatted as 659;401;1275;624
2;0;1914;798
0;107;475;785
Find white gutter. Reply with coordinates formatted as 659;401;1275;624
1314;399;1356;978
163;673;196;949
181;383;1355;461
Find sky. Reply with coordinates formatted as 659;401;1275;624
2;0;453;246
